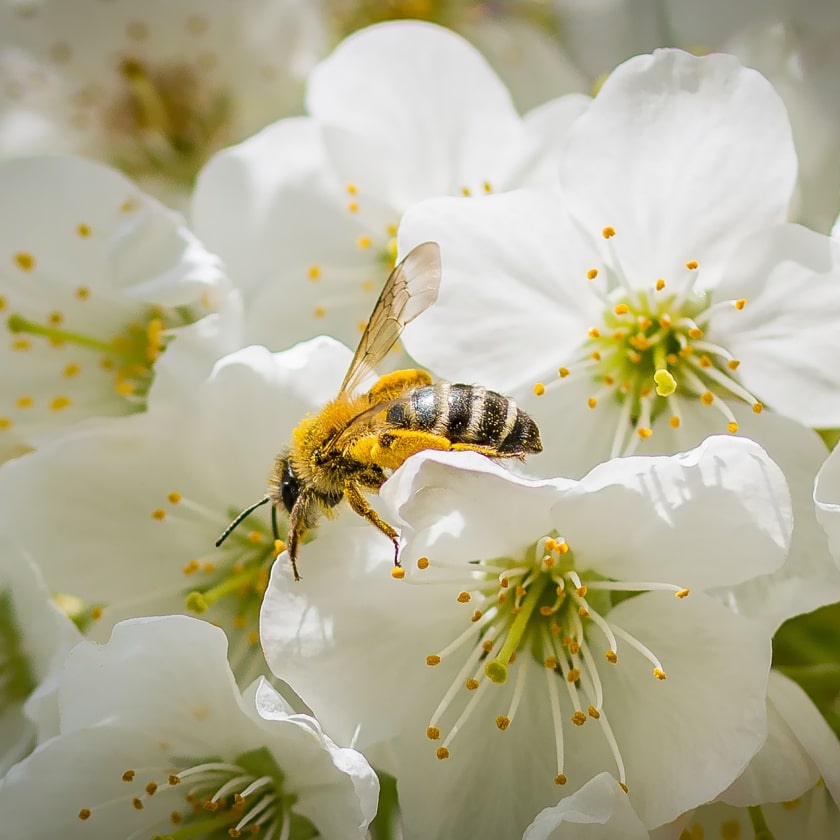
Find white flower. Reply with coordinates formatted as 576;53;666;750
0;536;80;775
0;337;352;684
814;443;840;572
192;20;587;352
0;155;231;451
261;437;791;837
398;48;840;629
0;614;379;839
0;0;328;200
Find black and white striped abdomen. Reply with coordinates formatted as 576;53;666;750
385;383;542;455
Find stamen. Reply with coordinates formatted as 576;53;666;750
612;624;667;678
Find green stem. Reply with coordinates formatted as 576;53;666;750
747;805;775;840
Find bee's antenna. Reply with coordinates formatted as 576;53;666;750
215;496;271;548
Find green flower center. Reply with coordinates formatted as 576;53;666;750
417;536;689;789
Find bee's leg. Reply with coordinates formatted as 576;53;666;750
369;428;454;470
366;369;432;403
286;496;314;582
343;482;401;567
450;442;520;458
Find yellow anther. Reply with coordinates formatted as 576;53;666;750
426;655;441;666
636;427;653;439
48;311;64;325
436;747;450;760
471;610;483;622
168;774;181;786
620;782;629;793
554;774;567;785
587;397;597;409
591;351;602;361
669;416;681;428
247;531;262;544
727;359;740;370
357;235;372;249
496;716;510;730
16;396;33;409
345;183;358;195
167;491;182;504
391;567;405;580
151;508;166;520
655;278;665;291
558;367;570;378
274;539;286;554
602;226;616;239
307;265;321;281
544;656;558;669
50;395;71;411
122;770;136;782
145;781;158;796
76;285;90;300
460;186;471;196
62;362;81;378
77;223;92;238
588;705;601;719
685;260;699;270
15;252;35;271
734;299;746;310
0;416;13;429
465;678;479;690
386;223;398;236
314;306;326;318
727;421;738;434
614;303;629;315
78;809;92;820
115;380;135;395
700;391;714;406
653;668;667;680
426;726;440;740
571;711;587;726
416;556;429;570
699;354;712;368
12;338;30;351
587;268;598;280
482;639;494;653
132;798;144;810
666;353;678;364
457;591;471;603
120;198;137;213
0;296;5;310
533;382;545;396
604;374;615;385
567;668;581;682
248;630;259;646
688;327;703;339
676;588;690;599
557;542;569;554
752;402;763;414
605;650;618;663
347;201;359;213
483;181;492;193
588;327;601;339
653;369;677;396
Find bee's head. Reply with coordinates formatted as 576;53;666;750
276;456;302;514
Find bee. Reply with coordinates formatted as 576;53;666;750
216;242;543;580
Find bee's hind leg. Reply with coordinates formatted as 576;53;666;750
344;482;401;568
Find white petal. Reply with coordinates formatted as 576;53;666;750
560;49;797;286
554;436;792;590
398;190;603;390
710;224;840;427
523;773;648;840
815;442;840;572
306;21;538;207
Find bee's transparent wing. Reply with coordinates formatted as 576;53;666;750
339;241;441;396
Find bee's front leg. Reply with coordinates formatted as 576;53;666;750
344;482;401;568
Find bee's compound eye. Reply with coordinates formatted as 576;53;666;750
281;461;302;513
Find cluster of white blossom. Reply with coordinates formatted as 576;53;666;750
1;2;840;839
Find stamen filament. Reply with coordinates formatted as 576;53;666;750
612;625;666;675
8;314;119;355
542;630;566;782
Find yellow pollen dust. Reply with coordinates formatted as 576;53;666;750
307;265;321;281
735;299;746;310
15;252;35;271
685;260;699;270
587;268;598;280
533;382;545;396
417;556;429;570
602;226;616;239
558;367;570;378
426;655;441;666
391;567;406;580
151;508;166;520
656;278;666;291
50;395;71;411
77;223;92;238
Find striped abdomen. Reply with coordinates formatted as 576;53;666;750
385;383;542;456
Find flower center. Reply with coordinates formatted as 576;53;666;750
418;536;689;789
105;58;232;188
0;588;37;709
76;747;315;839
552;226;763;457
